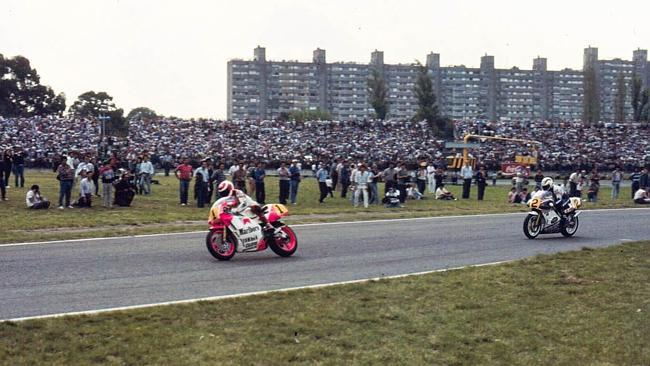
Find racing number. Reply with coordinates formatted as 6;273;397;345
274;204;287;214
529;198;540;208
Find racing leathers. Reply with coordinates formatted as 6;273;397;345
532;184;570;215
226;189;272;230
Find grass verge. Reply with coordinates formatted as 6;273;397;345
1;170;639;243
1;241;648;365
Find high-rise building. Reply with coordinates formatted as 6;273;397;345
227;46;650;122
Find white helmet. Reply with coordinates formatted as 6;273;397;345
541;177;553;191
218;180;234;195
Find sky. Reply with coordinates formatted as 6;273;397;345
2;0;649;119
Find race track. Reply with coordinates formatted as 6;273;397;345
1;208;648;320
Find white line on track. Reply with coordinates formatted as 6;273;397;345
1;207;648;248
2;260;513;322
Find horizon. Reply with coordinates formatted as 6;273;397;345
2;0;649;119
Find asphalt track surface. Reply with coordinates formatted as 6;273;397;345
1;208;648;320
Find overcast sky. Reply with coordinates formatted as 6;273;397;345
2;0;649;118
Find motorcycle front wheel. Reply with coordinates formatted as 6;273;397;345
206;229;236;261
269;226;298;257
523;214;543;239
560;215;579;237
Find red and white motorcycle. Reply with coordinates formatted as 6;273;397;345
206;197;298;260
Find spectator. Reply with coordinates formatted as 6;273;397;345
99;160;115;208
0;157;5;201
56;159;74;209
587;170;600;203
476;167;487;201
396;162;409;203
139;155;155;195
246;163;256;197
329;160;339;194
383;187;402;207
161;152;173;176
406;184;423;200
508;187;519;204
460;161;473;199
277;162;290;204
233;163;247;193
568;168;580;197
26;185;50;209
640;168;649;192
114;172;136;207
316;163;329;204
194;171;208;208
2;149;11;189
368;164;380;205
427;163;437;193
435;184;456;200
174;158;193;206
289;159;301;205
534;170;544;189
211;162;227;200
630;168;641;200
416;163;427;196
353;164;371;208
633;187;650;204
253;162;266;205
611;168;622;199
382;162;397;195
74;170;93;207
12;148;25;188
339;162;350;199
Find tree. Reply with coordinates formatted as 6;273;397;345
631;74;643;122
367;68;389;120
69;91;128;135
0;54;66;117
582;66;600;125
613;72;626;123
412;61;453;138
127;107;158;120
641;89;650;123
286;108;331;122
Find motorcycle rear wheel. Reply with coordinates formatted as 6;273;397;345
523;214;543;239
206;230;236;261
269;226;298;257
560;216;579;237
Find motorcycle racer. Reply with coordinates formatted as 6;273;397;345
535;177;571;214
216;180;274;231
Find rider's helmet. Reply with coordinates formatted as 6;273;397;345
218;180;235;196
541;177;554;191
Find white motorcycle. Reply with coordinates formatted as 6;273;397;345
523;195;581;239
206;197;298;260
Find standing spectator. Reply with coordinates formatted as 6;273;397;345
514;171;525;195
630;168;641;200
368;164;380;205
174;158;193;206
339;162;351;198
161;152;173;176
56;159;74;209
588;170;600;203
0;157;6;201
277;162;290;204
227;161;240;177
396;162;409;203
434;168;445;190
382;163;396;195
534;170;544;189
25;185;50;209
253;162;266;205
233;164;247;193
491;171;498;186
611;168;622;199
194;171;208;208
289;160;301;205
316;163;329;204
139;155;155;195
427;163;437;193
99;161;115;208
353;164;371;208
12;148;25;188
210;162;227;200
246;163;256;197
92;157;101;196
568;168;580;197
329;160;339;194
194;160;210;208
416;163;427;197
2;149;12;189
460;161;473;199
476;167;487;201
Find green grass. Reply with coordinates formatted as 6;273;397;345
1;241;648;365
0;170;637;243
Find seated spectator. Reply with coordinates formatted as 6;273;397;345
435;184;456;200
519;188;529;204
25;185;50;209
508;187;518;204
633;188;650;204
382;187;402;208
406;184;423;200
73;170;93;207
114;172;136;207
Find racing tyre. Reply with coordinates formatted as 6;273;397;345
206;229;236;261
269;226;298;257
560;216;579;237
523;214;543;239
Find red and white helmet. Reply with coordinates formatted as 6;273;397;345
218;180;234;195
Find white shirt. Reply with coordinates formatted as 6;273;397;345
460;165;473;179
634;189;648;200
140;161;154;175
80;178;92;196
